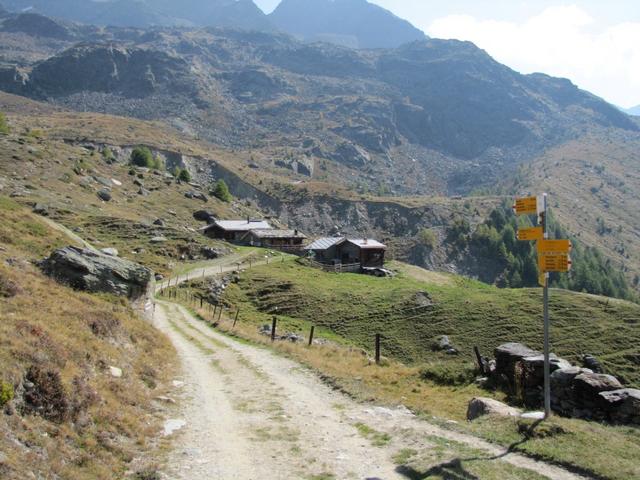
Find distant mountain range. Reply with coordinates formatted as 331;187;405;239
625;105;640;116
269;0;426;48
0;0;426;48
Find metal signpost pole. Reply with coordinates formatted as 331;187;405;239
542;193;551;419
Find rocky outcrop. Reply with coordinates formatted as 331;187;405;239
22;44;199;100
40;246;153;300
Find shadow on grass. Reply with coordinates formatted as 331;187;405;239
396;421;545;479
396;459;480;480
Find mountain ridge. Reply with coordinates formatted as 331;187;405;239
269;0;426;48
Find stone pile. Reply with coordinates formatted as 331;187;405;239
493;342;640;424
205;273;238;304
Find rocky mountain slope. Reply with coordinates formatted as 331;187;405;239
269;0;426;48
0;16;637;199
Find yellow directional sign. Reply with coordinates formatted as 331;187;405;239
513;196;538;215
539;254;572;272
517;226;544;241
538;239;572;254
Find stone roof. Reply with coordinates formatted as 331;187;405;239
247;229;307;239
210;219;272;232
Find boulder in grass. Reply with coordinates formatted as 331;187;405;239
97;189;112;201
40;246;152;299
599;389;640;424
467;397;520;421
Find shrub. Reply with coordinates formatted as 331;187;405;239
212;179;232;202
420;362;476;386
178;168;191;182
0;380;14;406
0;112;9;134
102;146;115;163
130;146;159;169
418;228;437;249
0;272;20;297
22;365;69;423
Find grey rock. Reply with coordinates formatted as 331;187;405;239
97;189;112;201
582;354;604;373
599;389;640;424
94;176;112;187
494;342;541;377
193;210;215;222
150;236;168;243
138;187;150;196
40;246;152;299
201;246;223;259
100;247;119;257
153;218;166;226
185;191;208;202
573;372;623;395
33;203;49;216
467;397;520;421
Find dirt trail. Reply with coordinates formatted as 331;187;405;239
155;300;592;480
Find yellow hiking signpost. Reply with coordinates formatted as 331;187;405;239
517;226;544;241
514;193;571;420
513;196;539;215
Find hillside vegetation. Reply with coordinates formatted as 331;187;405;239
0;197;176;479
224;261;640;387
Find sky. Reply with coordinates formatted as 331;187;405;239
254;1;640;109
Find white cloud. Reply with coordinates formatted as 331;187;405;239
427;5;640;108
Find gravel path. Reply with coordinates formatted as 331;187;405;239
154;300;592;480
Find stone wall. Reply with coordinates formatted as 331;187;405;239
493;342;640;424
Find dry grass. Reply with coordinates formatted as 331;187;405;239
0;199;177;479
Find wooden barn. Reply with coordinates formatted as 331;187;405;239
305;237;386;268
201;219;272;242
241;229;307;250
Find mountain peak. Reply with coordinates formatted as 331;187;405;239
269;0;426;49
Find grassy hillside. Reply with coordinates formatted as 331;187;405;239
0;197;176;479
223;260;640;387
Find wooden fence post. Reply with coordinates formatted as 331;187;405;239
474;346;486;374
271;316;277;342
200;297;203;308
233;309;240;328
375;334;381;364
217;306;223;321
308;326;315;346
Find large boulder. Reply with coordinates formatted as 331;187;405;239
193;210;215;222
467;397;520;421
572;372;623;397
599;389;640;424
40;246;152;299
494;343;541;379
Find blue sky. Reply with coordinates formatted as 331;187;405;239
255;1;640;108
